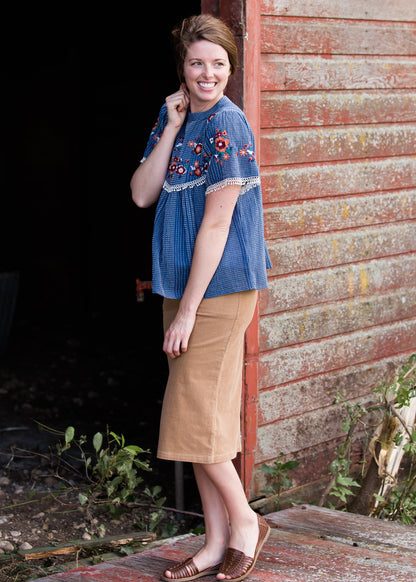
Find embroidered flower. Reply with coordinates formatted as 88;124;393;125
166;133;209;183
237;142;256;162
187;137;203;155
211;129;232;165
192;161;202;177
214;132;229;152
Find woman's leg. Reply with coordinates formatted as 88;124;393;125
199;461;259;580
163;463;230;579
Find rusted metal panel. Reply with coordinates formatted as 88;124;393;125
261;54;416;91
261;124;416;167
260;0;416;21
261;16;416;56
266;222;416;276
261;90;416;129
259;319;416;389
261;156;416;203
263;191;416;239
261;255;416;314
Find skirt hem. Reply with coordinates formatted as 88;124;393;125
157;449;240;464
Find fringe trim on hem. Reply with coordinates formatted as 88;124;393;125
163;175;207;193
159;175;260;195
205;176;260;196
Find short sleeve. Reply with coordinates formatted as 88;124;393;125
140;104;168;162
204;109;261;196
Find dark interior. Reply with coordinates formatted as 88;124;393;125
1;3;199;506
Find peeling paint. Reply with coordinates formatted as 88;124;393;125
257;8;416;502
261;155;416;203
259;319;416;389
262;123;416;166
266;223;416;276
260;287;416;351
264;190;416;239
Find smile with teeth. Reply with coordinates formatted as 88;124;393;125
199;82;216;89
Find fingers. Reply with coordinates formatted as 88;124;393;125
165;86;190;116
163;311;194;359
163;331;188;359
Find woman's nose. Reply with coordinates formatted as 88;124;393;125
202;65;215;78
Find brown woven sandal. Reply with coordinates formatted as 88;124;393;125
161;557;222;581
218;514;270;582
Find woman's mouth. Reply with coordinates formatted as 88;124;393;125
198;82;216;90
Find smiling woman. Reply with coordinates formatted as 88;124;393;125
183;40;231;112
130;14;271;582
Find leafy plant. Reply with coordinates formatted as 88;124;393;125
56;425;152;508
260;453;299;510
142;485;179;538
319;354;416;523
319;398;372;509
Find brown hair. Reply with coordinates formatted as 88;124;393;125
172;14;238;83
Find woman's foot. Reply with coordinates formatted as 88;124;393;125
217;514;270;581
163;544;226;580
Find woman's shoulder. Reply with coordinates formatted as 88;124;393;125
206;97;252;133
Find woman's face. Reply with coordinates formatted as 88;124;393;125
183;40;231;112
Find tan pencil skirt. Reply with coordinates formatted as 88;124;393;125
157;290;258;464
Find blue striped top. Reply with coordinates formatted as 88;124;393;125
141;96;271;299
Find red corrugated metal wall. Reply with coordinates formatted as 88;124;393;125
254;0;416;499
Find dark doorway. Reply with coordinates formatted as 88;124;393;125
1;4;198;505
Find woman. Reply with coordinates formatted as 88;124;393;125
131;14;271;582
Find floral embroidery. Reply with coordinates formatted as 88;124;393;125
162;111;256;187
188;140;203;155
167;133;210;183
149;116;163;146
211;129;231;165
237;143;256;162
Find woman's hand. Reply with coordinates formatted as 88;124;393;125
163;308;196;359
165;84;190;130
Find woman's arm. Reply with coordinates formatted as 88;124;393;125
163;184;241;358
130;86;190;208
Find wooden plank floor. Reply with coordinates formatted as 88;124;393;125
35;505;416;581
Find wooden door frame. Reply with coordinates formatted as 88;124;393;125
201;0;261;497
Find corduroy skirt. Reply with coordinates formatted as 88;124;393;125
157;290;258;464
